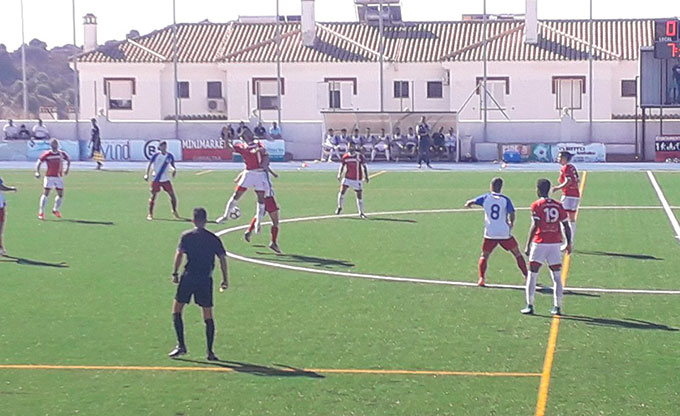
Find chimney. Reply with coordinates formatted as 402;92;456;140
301;0;315;47
83;13;98;52
525;0;538;44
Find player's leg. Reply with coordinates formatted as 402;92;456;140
268;208;281;253
148;185;160;220
196;278;218;360
53;188;64;217
169;299;188;357
244;215;256;242
355;189;366;218
567;210;577;242
0;208;6;255
164;182;180;218
254;190;266;233
547;246;565;315
336;184;349;214
478;239;498;286
503;238;528;280
217;188;245;223
522;243;544;314
39;187;50;219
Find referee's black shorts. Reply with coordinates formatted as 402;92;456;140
175;273;213;307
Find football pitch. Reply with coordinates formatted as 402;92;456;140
0;166;678;415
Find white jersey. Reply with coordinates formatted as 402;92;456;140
149;152;175;183
473;192;515;239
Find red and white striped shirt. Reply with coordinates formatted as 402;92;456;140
342;152;365;180
39;150;69;177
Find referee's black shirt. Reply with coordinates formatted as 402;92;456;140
178;228;226;278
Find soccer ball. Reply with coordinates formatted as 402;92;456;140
229;206;242;220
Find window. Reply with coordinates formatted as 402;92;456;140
252;78;285;110
394;81;409;98
207;81;222;99
621;79;637;97
104;78;135;110
324;78;356;109
177;81;190;99
552;76;586;110
475;77;510;109
427;81;443;99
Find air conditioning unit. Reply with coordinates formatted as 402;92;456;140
207;99;226;113
443;69;451;86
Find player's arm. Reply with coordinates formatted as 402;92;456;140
525;218;539;256
267;166;279;178
143;160;153;181
34;159;43;178
218;254;229;291
337;162;345;181
170;157;177;178
561;220;572;254
508;211;516;229
551;177;570;193
233;170;244;184
172;249;184;284
464;195;485;208
63;155;71;176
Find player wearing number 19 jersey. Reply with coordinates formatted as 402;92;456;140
522;179;572;316
465;177;527;287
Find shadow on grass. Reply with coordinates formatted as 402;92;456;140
45;218;115;226
0;255;68;268
483;284;600;298
341;216;417;224
174;358;324;378
575;250;663;261
152;217;191;223
536;314;678;331
254;252;355;268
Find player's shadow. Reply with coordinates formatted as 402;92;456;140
255;252;355;268
575;250;663;261
47;219;115;226
537;314;679;332
342;217;417;224
152;218;192;223
0;255;68;268
485;284;600;298
174;358;324;378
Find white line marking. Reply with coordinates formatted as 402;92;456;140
196;170;214;176
215;208;680;296
647;171;680;243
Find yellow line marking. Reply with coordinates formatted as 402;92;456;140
0;364;539;377
195;170;214;176
368;170;387;180
535;170;588;416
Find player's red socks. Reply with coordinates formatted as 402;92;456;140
148;199;155;215
516;255;528;277
271;226;279;244
478;257;487;278
247;217;256;233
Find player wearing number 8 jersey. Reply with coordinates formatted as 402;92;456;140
465;177;527;287
522;179;572;316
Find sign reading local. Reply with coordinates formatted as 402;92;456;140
654;19;680;58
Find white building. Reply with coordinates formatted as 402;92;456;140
76;9;658;124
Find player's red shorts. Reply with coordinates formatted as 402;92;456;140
151;181;174;193
264;196;279;213
482;237;518;253
0;207;5;223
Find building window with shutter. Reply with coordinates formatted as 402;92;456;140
207;81;223;99
394;81;409;98
552;76;586;110
621;79;637;98
252;78;285;110
104;78;135;110
321;78;357;110
427;81;443;99
475;76;510;110
177;81;190;99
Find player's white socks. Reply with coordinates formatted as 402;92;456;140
254;202;265;232
39;195;48;214
357;198;365;215
550;269;564;308
337;193;345;209
223;195;237;218
526;271;539;305
569;221;576;244
54;196;63;211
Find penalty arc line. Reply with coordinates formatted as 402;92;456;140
0;364;540;378
195;170;214;176
215;204;680;296
646;171;680;243
368;170;388;180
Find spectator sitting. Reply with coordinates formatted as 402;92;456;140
403;126;418;159
391;127;405;162
349;128;363;149
371;128;391;161
221;124;235;142
2;119;19;140
432;126;447;160
337;128;349;154
321;128;341;163
362;127;374;157
17;124;31;140
253;122;267;140
269;122;282;140
445;127;457;160
32;119;50;140
236;121;247;137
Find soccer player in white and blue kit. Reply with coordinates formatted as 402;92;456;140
144;141;180;221
465;177;528;286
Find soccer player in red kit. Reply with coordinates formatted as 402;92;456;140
216;128;270;226
35;138;70;220
551;151;580;243
241;164;282;254
336;143;369;218
522;179;572;316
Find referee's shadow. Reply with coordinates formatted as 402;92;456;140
0;255;68;268
174;358;324;378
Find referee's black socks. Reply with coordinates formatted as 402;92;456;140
172;313;185;347
205;319;215;353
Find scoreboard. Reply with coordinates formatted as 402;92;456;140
654;19;680;59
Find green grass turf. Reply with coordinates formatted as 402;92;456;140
0;168;678;415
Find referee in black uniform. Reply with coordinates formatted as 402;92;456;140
416;116;433;169
169;207;229;360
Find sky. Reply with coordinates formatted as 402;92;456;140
0;0;678;50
